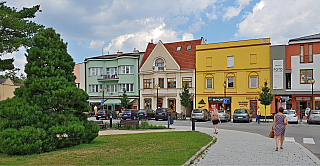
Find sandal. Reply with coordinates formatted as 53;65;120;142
280;147;283;149
276;147;278;151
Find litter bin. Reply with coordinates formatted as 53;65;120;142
169;117;174;125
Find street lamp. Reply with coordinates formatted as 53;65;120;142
155;84;160;109
311;79;315;110
222;81;227;111
100;88;107;111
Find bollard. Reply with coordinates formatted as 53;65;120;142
110;114;112;128
191;115;195;131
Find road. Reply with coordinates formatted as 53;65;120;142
88;117;320;160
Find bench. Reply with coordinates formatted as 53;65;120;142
94;120;106;129
117;120;139;129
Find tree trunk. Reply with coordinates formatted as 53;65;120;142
265;105;267;122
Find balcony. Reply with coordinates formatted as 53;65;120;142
97;74;119;82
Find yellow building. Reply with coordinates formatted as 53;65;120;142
0;78;23;101
196;38;271;117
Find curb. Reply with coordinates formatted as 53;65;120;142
294;142;320;165
183;133;217;166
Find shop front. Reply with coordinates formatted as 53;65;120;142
208;97;232;115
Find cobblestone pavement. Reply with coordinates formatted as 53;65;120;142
171;125;320;166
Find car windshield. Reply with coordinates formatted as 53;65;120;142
123;111;131;114
138;110;146;113
284;110;295;114
97;110;105;113
234;109;247;114
192;109;202;113
156;109;166;113
311;110;320;114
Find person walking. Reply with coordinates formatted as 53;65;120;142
272;107;288;151
256;106;261;124
211;108;221;134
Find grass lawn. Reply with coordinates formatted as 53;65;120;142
0;131;212;165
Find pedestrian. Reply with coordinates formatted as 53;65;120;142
256;106;261;124
211;108;221;134
272;107;288;151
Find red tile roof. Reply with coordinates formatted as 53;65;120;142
140;38;203;70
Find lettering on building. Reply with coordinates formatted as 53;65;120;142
238;101;248;107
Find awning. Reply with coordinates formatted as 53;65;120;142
87;99;102;103
105;99;121;105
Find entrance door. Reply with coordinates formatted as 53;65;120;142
250;100;257;118
168;99;176;111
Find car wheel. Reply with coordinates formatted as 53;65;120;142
307;120;310;124
233;119;236;123
96;117;99;120
155;118;158;121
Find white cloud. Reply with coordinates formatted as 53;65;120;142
188;18;206;32
223;0;252;20
0;48;27;77
235;0;320;44
182;33;194;41
88;40;105;49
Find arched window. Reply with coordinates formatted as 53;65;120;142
248;72;259;88
155;58;164;67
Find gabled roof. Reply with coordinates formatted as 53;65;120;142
289;33;320;43
85;52;143;61
0;79;7;84
140;38;204;70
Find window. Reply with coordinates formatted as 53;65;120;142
119;84;133;92
286;73;291;89
300;69;313;84
90;68;102;76
227;56;234;67
144;99;151;109
187;45;192;51
182;77;192;88
300;45;304;63
167;78;176;88
155;58;164;66
120;66;133;74
250;77;257;88
206;57;212;67
106;84;117;93
176;46;181;52
90;84;102;93
309;45;313;62
158;78;164;88
206;78;212;89
143;79;152;89
107;67;117;76
227;77;234;88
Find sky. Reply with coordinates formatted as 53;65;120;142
3;0;320;77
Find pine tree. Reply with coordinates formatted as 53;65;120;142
0;2;44;71
179;82;193;117
119;90;130;109
258;81;274;122
0;28;99;155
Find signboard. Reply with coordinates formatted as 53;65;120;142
101;100;104;105
273;60;283;89
223;98;228;104
208;97;231;103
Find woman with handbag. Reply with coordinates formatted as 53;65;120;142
272;107;288;151
211;108;221;134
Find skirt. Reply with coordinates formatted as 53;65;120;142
212;120;219;125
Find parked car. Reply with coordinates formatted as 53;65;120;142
96;110;117;120
307;110;320;124
283;110;298;124
138;109;155;120
233;109;252;123
191;109;210;121
154;108;177;121
218;110;231;122
121;109;139;120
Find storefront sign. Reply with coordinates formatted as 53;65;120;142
238;101;249;107
296;97;310;101
273;60;283;89
315;97;320;100
208;97;231;103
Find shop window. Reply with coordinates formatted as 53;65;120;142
167;78;176;88
143;79;152;89
300;69;313;84
286;73;291;89
182;77;192;88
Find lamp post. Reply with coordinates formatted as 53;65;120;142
311;79;315;110
155;84;160;109
100;88;107;111
223;81;227;111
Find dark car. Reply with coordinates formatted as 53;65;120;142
233;109;252;123
154;108;177;121
96;110;117;120
191;109;210;121
121;109;139;120
307;110;320;124
138;109;155;120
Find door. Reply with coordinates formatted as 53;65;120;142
250;100;257;118
168;99;176;111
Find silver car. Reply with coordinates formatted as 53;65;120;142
218;110;231;121
283;110;298;124
307;110;320;124
191;109;210;121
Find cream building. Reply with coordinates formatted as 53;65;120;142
0;78;23;101
139;38;204;116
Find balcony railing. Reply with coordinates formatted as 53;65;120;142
98;74;119;81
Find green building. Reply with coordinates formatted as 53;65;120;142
85;50;144;112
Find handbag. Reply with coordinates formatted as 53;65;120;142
269;127;274;138
211;114;219;121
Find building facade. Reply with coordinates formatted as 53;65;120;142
85;51;143;112
139;38;204;116
73;63;85;91
0;78;23;101
196;38;271;117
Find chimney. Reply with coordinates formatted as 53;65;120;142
133;48;139;53
117;50;122;55
151;39;153;44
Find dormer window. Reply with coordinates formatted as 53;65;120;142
187;45;192;51
176;46;182;52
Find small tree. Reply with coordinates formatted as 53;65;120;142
179;82;193;118
119;90;130;109
258;81;274;122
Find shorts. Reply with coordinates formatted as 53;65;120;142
212;120;219;125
